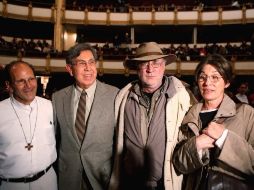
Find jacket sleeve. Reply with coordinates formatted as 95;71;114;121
51;92;57;132
172;124;210;175
217;104;254;176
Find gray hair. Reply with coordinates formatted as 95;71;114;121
66;43;98;65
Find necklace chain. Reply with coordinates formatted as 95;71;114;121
10;98;38;151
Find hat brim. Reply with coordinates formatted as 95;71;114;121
124;54;176;70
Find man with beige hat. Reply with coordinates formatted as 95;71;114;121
109;42;195;190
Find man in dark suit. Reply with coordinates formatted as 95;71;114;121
52;43;119;190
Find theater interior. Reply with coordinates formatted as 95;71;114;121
0;0;254;100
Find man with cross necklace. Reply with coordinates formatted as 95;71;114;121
0;61;57;190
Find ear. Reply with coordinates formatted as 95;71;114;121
225;82;230;89
5;81;10;88
5;81;13;94
66;64;73;76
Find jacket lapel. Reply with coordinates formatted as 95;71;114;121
81;81;105;147
63;85;81;146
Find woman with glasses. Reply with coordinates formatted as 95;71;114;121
172;54;254;190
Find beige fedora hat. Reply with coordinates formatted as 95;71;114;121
124;42;176;70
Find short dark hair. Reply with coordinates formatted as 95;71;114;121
4;60;35;83
66;43;98;65
194;54;233;84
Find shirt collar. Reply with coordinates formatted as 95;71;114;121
10;95;37;110
132;76;168;96
129;76;168;102
75;80;97;99
182;93;236;126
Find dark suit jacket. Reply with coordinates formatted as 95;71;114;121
52;80;119;190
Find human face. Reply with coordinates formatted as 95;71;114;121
238;83;248;95
9;63;37;105
137;58;165;93
66;50;97;89
198;64;229;105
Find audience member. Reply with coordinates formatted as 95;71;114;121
248;91;254;107
0;35;253;61
0;35;6;47
27;39;36;51
235;82;249;104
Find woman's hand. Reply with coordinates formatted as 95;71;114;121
202;122;225;140
196;134;215;152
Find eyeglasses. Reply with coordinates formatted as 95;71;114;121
14;77;37;86
139;59;165;69
72;59;96;67
198;74;223;83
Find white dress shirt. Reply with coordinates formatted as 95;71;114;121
73;81;96;123
236;93;249;104
0;96;57;178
